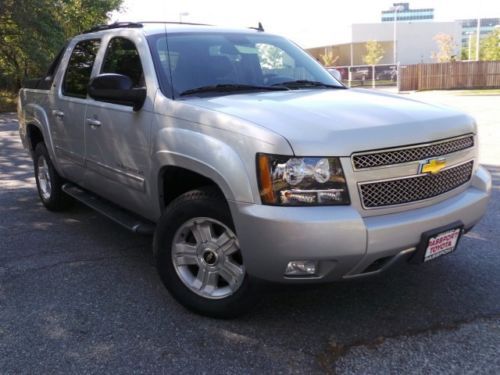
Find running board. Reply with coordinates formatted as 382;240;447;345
62;183;155;235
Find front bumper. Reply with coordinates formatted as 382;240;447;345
230;166;491;283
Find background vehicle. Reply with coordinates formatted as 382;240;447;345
327;68;342;81
351;67;370;80
376;68;397;81
18;22;491;318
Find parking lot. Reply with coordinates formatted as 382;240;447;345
0;91;499;374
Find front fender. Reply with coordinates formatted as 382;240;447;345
151;127;255;210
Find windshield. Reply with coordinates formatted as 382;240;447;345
148;32;344;98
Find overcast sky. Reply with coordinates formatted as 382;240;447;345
112;0;500;48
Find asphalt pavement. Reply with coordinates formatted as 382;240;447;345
0;94;499;374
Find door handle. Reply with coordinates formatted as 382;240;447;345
52;110;64;119
86;118;102;127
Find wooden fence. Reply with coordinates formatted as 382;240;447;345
399;61;500;91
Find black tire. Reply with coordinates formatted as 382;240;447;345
154;186;259;318
33;143;71;211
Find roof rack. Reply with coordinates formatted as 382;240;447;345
82;20;254;35
82;22;143;34
138;21;213;27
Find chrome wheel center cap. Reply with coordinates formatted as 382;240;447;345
202;249;218;265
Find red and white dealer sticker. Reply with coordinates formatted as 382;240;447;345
424;228;461;262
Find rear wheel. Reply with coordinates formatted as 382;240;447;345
33;143;71;211
154;187;258;318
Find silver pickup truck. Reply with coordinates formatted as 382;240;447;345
18;22;491;318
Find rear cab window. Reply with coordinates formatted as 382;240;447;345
62;39;101;98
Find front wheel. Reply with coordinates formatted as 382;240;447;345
154;187;258;318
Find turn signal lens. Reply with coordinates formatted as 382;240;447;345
257;154;276;204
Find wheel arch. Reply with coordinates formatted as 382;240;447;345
151;128;256;218
26;123;45;152
22;103;57;160
158;165;227;208
155;153;245;212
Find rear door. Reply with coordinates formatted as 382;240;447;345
51;39;101;183
83;35;154;217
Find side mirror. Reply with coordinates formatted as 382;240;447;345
88;73;146;111
327;68;342;82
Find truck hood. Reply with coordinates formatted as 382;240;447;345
185;89;475;156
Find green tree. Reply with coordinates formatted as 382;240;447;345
461;33;477;61
0;0;63;88
320;50;339;66
432;33;455;63
363;41;384;87
0;0;123;90
480;29;500;61
460;30;499;61
54;0;123;39
362;40;384;66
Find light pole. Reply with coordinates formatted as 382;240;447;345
467;32;473;60
475;17;481;61
392;5;403;64
179;12;189;23
349;26;354;87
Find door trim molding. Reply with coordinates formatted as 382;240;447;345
85;158;145;192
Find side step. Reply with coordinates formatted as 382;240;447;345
62;183;156;235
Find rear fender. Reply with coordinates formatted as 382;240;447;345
23;103;56;162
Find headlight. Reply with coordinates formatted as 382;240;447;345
257;153;350;206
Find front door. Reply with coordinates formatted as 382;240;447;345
83;36;153;217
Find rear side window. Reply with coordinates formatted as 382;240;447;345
101;37;144;87
62;39;100;98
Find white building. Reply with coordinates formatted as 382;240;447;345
352;22;462;65
307;21;463;66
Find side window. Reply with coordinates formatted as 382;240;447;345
101;37;144;87
62;39;100;98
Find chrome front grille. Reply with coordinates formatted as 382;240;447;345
359;161;473;208
352;135;474;170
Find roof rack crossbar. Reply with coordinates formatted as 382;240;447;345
83;22;143;34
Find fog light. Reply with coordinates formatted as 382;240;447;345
285;261;318;276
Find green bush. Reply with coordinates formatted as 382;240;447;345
0;91;17;113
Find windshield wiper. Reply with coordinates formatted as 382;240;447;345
180;84;289;96
271;80;345;89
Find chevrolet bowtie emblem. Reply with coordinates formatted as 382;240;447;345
420;158;447;175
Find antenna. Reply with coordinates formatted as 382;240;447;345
250;22;265;32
